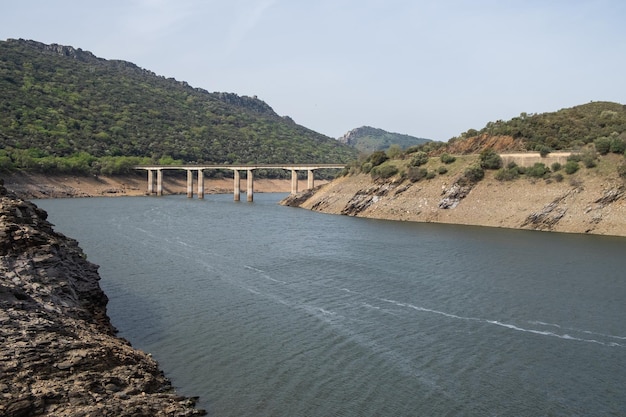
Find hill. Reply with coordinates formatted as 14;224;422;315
283;102;626;237
0;39;357;175
443;101;626;154
338;126;431;153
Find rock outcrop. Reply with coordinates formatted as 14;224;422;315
0;180;206;416
281;165;626;237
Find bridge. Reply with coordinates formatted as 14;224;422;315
134;164;346;201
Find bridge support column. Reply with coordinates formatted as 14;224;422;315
147;169;154;195
186;170;194;198
307;169;315;189
234;170;240;201
291;170;298;194
197;170;204;199
156;169;163;196
246;170;254;202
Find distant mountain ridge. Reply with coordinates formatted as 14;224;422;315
0;38;357;175
338;126;431;153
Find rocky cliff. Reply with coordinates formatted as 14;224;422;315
281;156;626;237
0;180;205;416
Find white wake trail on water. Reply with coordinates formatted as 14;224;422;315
380;298;625;348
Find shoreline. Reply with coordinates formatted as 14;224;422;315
2;171;323;200
281;168;626;238
0;181;206;416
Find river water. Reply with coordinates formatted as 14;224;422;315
37;194;626;416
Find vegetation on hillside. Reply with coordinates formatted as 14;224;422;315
339;101;626;186
337;126;431;154
0;39;357;176
448;101;626;153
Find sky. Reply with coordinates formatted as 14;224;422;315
1;0;625;141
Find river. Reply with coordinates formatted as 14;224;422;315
36;193;626;416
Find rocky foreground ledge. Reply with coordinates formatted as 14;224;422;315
0;180;206;416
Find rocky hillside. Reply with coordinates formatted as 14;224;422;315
0;180;206;416
282;153;626;237
338;126;431;153
0;38;356;175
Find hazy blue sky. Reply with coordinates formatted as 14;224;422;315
1;0;625;141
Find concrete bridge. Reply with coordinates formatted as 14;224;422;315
134;164;345;201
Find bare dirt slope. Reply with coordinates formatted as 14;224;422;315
284;158;626;237
2;172;317;199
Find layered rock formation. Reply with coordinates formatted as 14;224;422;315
0;180;206;416
281;166;626;237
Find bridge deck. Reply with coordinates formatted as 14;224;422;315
135;164;346;171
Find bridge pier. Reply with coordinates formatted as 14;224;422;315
291;170;298;194
156;169;163;196
233;170;241;201
137;163;345;199
186;169;194;198
147;169;155;195
197;170;204;199
247;170;254;202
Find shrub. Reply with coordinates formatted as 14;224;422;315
495;166;520;181
361;162;373;174
525;163;550;178
386;144;402;159
551;162;562;172
407;167;428;182
368;151;389;167
440;153;456;164
577;148;597;168
479;148;502;170
426;170;437;180
463;165;484;182
564;160;580;174
553;173;564;182
594;137;611;155
437;166;448;175
538;146;552;157
610;138;626;154
371;164;398;179
567;153;582;162
409;151;429;167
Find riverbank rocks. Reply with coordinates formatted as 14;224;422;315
0;182;206;416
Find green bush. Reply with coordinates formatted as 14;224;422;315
594;137;611;155
551;162;562;171
479;148;502;170
426;170;437;180
440;153;456;164
437;166;448;175
371;164;398;179
495;166;520;181
463;165;485;182
361;162;373;174
577;148;597;168
525;162;550;178
564;160;580;174
610;137;626;154
538;146;552;157
409;151;429;167
368;151;388;167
